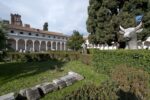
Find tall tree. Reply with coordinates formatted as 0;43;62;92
0;21;7;51
43;22;48;31
87;0;150;46
67;30;84;51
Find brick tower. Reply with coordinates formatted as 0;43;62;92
11;14;23;26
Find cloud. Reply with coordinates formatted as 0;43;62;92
0;0;89;35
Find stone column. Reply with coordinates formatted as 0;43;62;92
64;42;66;51
60;42;62;51
16;39;18;51
32;40;35;52
46;41;48;51
39;41;41;52
51;41;53;50
25;39;27;52
56;41;58;51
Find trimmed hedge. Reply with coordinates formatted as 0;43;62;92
0;51;92;65
92;49;150;74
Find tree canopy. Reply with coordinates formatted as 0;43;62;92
87;0;150;45
67;30;84;51
43;22;48;31
0;22;7;51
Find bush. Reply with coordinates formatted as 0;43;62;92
92;50;150;74
1;51;91;64
63;65;150;100
63;82;118;100
111;65;150;100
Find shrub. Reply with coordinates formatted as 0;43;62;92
63;82;118;100
2;51;91;64
111;65;150;100
63;65;150;100
92;50;150;74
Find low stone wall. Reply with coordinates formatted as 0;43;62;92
0;71;84;100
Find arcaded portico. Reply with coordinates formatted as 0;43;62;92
5;13;68;52
7;35;67;52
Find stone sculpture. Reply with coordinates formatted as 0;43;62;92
119;22;143;49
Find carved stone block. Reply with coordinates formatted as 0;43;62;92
25;87;41;100
0;92;16;100
53;79;67;89
60;75;77;86
36;82;58;94
68;71;84;81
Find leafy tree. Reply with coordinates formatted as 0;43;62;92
43;22;48;31
67;30;84;51
0;21;7;51
87;0;150;46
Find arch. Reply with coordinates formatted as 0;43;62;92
27;40;33;51
52;42;56;50
47;41;51;50
18;39;25;52
7;38;16;51
62;42;64;51
34;40;40;52
41;41;46;51
57;42;60;50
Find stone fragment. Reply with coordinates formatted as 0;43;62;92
0;92;16;100
68;71;84;81
53;79;67;89
60;75;77;86
25;87;41;100
36;82;58;94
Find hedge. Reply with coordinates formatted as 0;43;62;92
92;49;150;74
0;51;92;65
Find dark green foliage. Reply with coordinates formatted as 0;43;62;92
43;22;48;31
63;65;150;100
0;22;7;50
111;65;150;100
92;49;150;74
63;81;118;100
87;0;150;44
0;51;92;65
67;30;84;51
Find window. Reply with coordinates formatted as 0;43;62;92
42;35;45;37
36;34;39;36
20;32;23;34
28;33;32;35
10;30;14;33
54;36;55;38
48;36;51;38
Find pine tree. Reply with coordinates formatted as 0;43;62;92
87;0;150;46
0;22;7;51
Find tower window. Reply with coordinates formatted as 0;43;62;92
42;35;45;37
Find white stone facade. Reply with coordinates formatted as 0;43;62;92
6;26;68;52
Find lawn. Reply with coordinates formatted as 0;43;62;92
0;60;108;99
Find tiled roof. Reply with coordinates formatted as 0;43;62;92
7;24;68;37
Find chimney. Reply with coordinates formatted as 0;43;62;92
24;24;30;28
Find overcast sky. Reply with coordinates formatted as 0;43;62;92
0;0;89;35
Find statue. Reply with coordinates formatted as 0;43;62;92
119;22;143;49
81;43;87;54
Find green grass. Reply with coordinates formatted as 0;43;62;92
0;60;108;99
